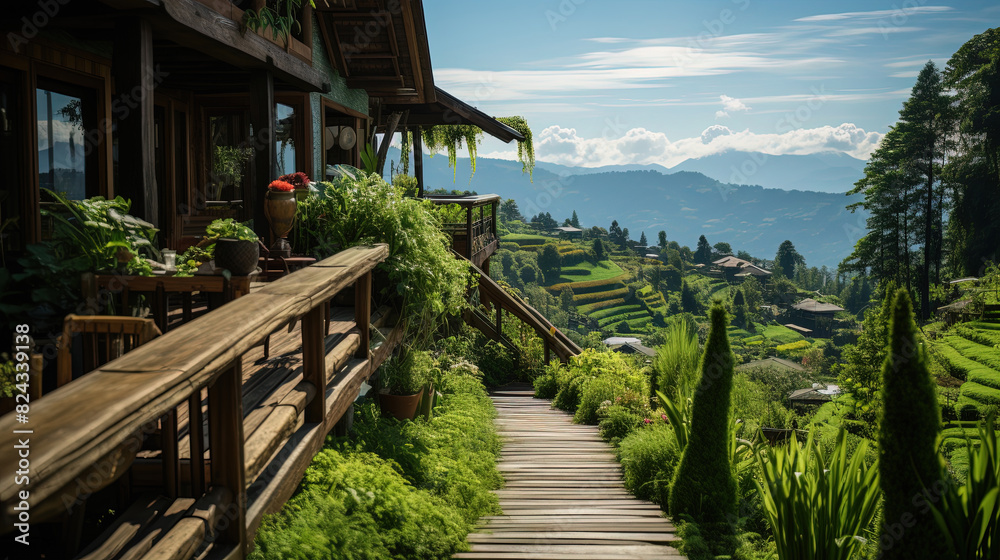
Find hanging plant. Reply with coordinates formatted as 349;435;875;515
242;0;316;46
419;116;534;183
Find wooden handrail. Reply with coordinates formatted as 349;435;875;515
0;245;389;541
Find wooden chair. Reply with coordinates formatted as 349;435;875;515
56;314;162;389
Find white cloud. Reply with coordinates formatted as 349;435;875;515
37;120;84;150
794;6;952;22
515;123;882;168
827;26;924;36
716;94;750;119
890;71;920;79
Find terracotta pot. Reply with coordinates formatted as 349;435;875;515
378;388;424;421
264;189;297;257
214;239;259;275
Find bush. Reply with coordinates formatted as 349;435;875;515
669;301;737;524
598;404;644;444
252;364;501;559
533;370;558;399
878;290;948;559
618;424;681;505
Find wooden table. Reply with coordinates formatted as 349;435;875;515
91;272;257;333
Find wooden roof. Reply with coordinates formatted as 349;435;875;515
315;0;435;104
792;298;844;313
385;87;525;143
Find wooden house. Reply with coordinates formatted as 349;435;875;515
789;298;844;336
712;255;772;283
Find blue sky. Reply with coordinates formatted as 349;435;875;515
423;1;998;167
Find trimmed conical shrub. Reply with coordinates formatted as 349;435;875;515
878;289;947;559
669;301;737;523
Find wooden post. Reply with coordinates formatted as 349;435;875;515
465;206;473;260
375;112;402;176
491;200;498;239
162;409;178;498
113;17;157;225
188;391;206;496
249;71;275;239
413;127;424;197
355;272;371;359
207;359;247;554
301;306;326;424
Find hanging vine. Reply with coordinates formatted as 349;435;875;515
418;116;534;183
496;116;535;180
400;130;412;175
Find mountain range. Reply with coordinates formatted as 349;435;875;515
383;148;868;269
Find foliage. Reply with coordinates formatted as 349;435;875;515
379;349;437;395
293;168;471;344
694;235;712;264
495;116;535;179
242;0;315;44
205;218;258;242
878;289;949;559
837;284;895;437
422;117;534;182
928;413;1000;559
538;244;561;283
618;423;681;505
775;340;811;353
651;319;700;423
669;301;737;524
755;431;881;560
0;355;16;399
252;364;500;560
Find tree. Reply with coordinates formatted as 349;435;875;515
570;210;581;228
838;283;895;437
680;280;700;314
519;264;538;285
879;289;947;559
736;250;754;263
639;231;648;247
663;265;682;292
775;240;804;278
560;286;574;311
593;238;606;262
694;235;713;264
944;28;1000;276
499;198;524;223
609;220;624;247
620;227;631;249
658;230;668;249
669;301;737;523
713;242;732;257
538;244;561;283
732;288;750;330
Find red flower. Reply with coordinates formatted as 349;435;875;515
268;180;295;192
278;171;310;187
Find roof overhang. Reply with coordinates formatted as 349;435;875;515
314;0;436;104
385;87;524;143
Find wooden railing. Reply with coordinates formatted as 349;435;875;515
0;245;391;559
427;194;500;269
460;255;581;364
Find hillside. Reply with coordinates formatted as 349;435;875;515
667;150;867;194
393;148;867;269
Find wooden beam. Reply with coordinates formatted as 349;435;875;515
113;17;158;225
207;359;247;554
301;307;326;424
249;71;275;238
413;126;423;197
354;272;372;359
375;111;402;176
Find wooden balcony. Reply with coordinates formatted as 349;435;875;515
427;194;500;270
0;245;403;559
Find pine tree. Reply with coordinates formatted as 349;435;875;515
775;240;804;279
570;210;581;228
694;235;713;264
878;289;947;559
639;231;648;247
658;230;668;249
593;239;606;262
669;301;737;523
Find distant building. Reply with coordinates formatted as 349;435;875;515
737;356;805;373
789;298;844;336
554;226;583;240
712;256;772;283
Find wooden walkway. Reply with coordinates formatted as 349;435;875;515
456;384;684;560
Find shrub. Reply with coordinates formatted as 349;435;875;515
575;374;647;425
598;404;644;444
652;320;700;408
879;290;948;559
669;301;737;524
533;370;558;399
618;423;681;505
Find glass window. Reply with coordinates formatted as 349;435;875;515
36;85;89;200
275;102;297;176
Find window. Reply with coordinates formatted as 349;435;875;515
35;79;97;200
275;102;297;176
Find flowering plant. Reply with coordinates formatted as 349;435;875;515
278;171;310;188
268;180;295;192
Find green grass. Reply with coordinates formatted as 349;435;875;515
573;288;629;304
944;335;1000;370
599;311;650;328
932;341;1000;385
556;260;626;284
502;233;549;245
589;304;645;320
969;321;1000;331
578;298;626;314
959;381;1000;406
762;324;806;344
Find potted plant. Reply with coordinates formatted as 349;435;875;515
206;218;259;275
265;179;297;257
278;171;312;202
377;350;437;420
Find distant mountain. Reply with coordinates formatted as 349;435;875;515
667;150;867;193
384;148;865;268
534;161;672;176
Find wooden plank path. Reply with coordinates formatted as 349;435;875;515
455;384;684;559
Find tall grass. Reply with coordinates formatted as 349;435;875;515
756;431;880;560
